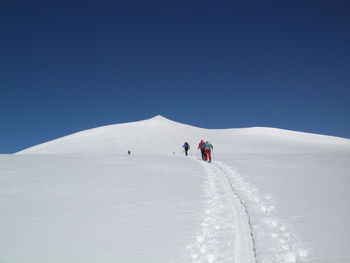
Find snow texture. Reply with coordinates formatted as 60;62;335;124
1;115;349;262
17;115;350;155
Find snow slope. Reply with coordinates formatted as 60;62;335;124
219;153;350;262
0;155;204;263
16;115;350;155
0;154;261;263
1;115;350;262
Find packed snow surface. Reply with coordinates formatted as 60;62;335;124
1;115;350;262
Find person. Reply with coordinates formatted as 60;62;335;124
128;150;131;155
198;139;206;160
182;142;190;156
204;141;213;163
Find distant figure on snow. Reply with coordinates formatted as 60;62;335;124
198;139;206;160
203;141;213;163
128;150;131;155
182;142;190;156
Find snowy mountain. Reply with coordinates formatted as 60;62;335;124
1;115;350;263
16;115;350;155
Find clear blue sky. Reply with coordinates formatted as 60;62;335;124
1;0;349;153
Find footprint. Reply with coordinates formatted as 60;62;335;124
200;244;207;253
283;232;291;238
283;244;291;250
271;233;279;239
207;254;215;263
298;249;308;257
282;252;296;263
196;235;204;243
261;206;269;214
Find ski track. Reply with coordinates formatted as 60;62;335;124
184;158;256;263
184;157;308;263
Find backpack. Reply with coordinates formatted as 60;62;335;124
204;142;213;150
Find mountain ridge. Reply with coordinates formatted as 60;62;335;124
16;115;350;154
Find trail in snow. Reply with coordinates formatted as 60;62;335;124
215;161;309;263
11;115;350;262
184;157;308;263
184;158;256;263
214;162;260;263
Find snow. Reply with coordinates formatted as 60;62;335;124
17;115;350;155
1;115;350;262
218;153;350;262
0;155;204;263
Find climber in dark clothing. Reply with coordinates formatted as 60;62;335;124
182;142;190;156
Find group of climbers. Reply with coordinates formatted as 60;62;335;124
197;140;213;163
182;140;214;163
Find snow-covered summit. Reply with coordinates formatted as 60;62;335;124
5;115;350;263
17;115;350;154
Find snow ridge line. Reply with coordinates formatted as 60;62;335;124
213;161;261;263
